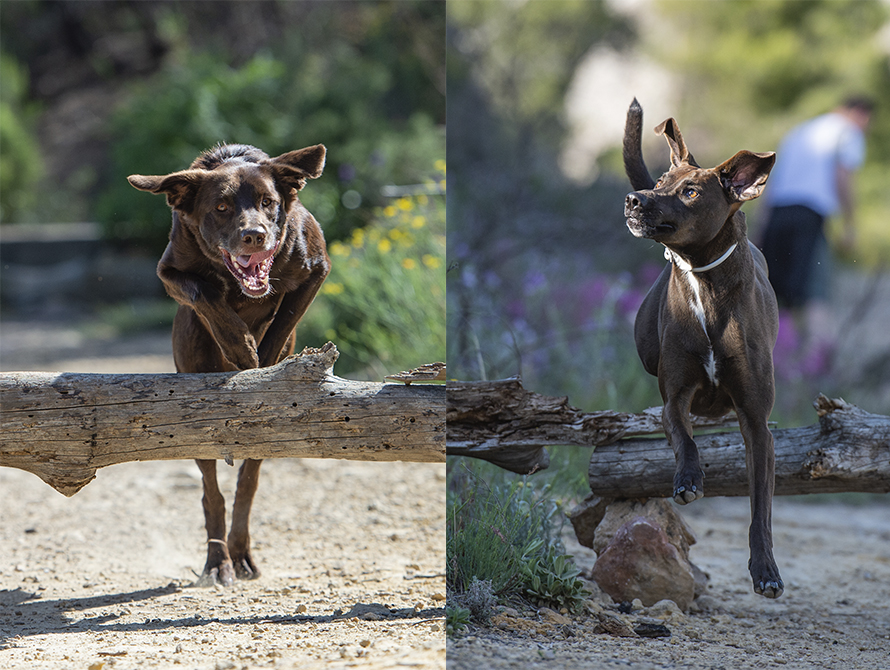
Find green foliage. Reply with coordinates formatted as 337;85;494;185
445;604;471;636
520;542;589;614
296;176;445;378
447;463;588;613
98;49;444;249
0;51;44;223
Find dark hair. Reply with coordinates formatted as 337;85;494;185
842;96;875;114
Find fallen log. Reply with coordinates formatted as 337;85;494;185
446;377;738;473
0;343;445;497
587;395;890;497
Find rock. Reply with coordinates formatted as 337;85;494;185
538;607;572;626
569;494;612;548
634;621;671;638
593;499;696;558
591;611;637;637
590;516;695;611
645;599;685;622
689;594;722;614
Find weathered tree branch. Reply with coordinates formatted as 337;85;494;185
446;377;737;473
587;396;889;497
1;343;445;496
446;379;889;497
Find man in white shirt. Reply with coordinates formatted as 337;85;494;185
759;97;873;367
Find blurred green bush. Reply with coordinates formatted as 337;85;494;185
98;50;443;250
0;51;44;223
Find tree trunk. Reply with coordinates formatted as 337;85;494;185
1;344;444;496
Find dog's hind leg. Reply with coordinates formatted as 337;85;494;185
228;459;262;580
196;458;236;586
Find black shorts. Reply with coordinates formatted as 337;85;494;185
759;205;829;308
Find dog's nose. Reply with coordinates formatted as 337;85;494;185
625;192;646;214
241;230;266;248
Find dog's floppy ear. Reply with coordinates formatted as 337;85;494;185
655;118;698;168
268;144;326;192
127;170;208;213
717;150;776;202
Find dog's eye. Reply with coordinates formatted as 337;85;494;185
683;188;699;199
216;203;228;212
655;179;664;189
262;197;273;207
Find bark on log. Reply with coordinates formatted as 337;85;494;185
446;377;738;474
588;396;890;497
1;343;445;497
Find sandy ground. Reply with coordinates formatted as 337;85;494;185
0;324;446;670
448;495;890;669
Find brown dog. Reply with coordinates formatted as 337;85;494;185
623;99;783;598
128;143;330;585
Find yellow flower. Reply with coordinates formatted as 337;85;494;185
422;254;442;269
377;238;392;253
434;159;446;174
396;197;413;211
401;258;417;270
411;216;426;229
351;228;365;248
322;282;344;295
389;228;404;241
383;205;397;218
417;194;429;206
329;241;350;257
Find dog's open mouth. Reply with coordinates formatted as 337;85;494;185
220;241;279;298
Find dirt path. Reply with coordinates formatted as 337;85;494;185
0;322;446;669
448;495;890;669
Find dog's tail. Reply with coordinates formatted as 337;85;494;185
624;98;655;191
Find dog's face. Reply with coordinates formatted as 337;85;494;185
129;144;325;298
625;117;774;249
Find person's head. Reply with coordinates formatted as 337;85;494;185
839;96;875;131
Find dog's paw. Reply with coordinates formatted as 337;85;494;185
753;578;784;599
672;485;704;505
194;561;236;588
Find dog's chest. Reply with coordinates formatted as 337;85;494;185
679;270;719;386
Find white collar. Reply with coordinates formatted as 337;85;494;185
664;242;738;273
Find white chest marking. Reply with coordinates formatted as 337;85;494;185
684;270;719;386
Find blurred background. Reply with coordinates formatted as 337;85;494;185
0;0;445;379
447;0;890;432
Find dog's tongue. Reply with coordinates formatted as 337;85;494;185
235;248;276;272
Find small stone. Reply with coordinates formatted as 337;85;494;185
538;607;572;626
646;599;684;622
295;604;307;614
592;611;637;638
359;639;371;648
634;621;671;638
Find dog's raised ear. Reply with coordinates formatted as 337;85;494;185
655;118;698;168
717;150;776;202
127;170;209;212
268;144;326;192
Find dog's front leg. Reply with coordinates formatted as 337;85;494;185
160;265;260;370
661;385;706;504
737;409;783;598
256;268;328;367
